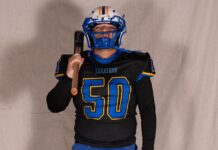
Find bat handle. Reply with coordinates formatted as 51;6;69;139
71;62;80;96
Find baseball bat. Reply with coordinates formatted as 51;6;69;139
71;31;84;96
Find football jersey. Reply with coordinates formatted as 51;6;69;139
53;48;156;148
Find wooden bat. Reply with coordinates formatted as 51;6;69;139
71;31;84;96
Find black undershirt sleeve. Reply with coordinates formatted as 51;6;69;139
46;75;72;113
135;77;156;150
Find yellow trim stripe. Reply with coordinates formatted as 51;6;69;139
142;72;155;76
55;73;64;77
105;6;109;17
98;7;102;16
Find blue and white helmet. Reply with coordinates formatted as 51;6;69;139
82;6;127;49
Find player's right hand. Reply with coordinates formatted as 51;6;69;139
66;54;84;79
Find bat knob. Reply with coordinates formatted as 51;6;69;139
71;88;78;96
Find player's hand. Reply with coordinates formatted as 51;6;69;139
66;54;84;79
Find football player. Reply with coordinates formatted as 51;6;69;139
46;5;156;150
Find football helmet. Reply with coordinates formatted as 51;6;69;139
82;6;127;49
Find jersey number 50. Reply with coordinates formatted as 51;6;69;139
81;77;131;120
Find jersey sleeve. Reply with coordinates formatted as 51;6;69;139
135;77;156;150
46;76;72;112
136;52;156;82
54;54;72;80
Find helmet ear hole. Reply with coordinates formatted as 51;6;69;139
115;35;120;45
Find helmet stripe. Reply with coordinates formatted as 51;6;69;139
98;7;102;16
102;6;105;15
105;6;109;17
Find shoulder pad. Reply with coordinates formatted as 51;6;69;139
132;51;156;81
130;50;151;60
54;54;72;80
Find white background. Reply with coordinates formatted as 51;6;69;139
0;0;217;150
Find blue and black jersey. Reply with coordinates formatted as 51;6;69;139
46;48;156;150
